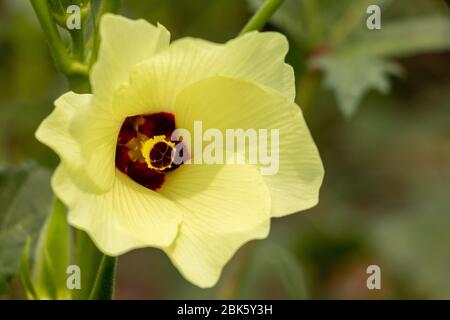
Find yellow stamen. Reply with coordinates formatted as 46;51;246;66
141;135;176;171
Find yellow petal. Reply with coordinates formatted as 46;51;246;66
35;92;104;193
111;31;294;119
111;38;222;118
52;164;142;254
169;32;295;101
68;171;183;256
174;76;324;217
216;31;295;101
52;164;81;209
160;163;271;288
91;14;170;109
69;104;121;192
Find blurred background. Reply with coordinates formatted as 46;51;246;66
0;0;449;299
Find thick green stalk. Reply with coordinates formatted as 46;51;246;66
70;29;85;62
240;0;285;35
68;28;90;93
30;0;88;77
88;255;117;300
72;230;105;299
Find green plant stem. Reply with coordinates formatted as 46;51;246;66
30;0;88;77
70;29;85;62
68;29;91;92
72;230;105;299
240;0;285;35
88;255;117;300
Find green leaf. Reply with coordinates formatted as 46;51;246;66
32;198;72;299
88;255;117;300
0;162;53;292
71;230;104;299
314;56;402;118
19;238;39;300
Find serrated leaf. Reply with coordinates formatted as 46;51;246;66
0;162;53;292
32;198;71;299
314;56;402;117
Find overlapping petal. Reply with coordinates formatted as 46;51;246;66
35;91;105;193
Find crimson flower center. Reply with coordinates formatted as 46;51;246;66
115;112;180;191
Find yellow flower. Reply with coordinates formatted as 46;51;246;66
35;14;324;288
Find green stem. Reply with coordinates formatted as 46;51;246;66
88;255;117;300
68;29;90;93
68;74;91;93
240;0;285;35
30;0;88;77
70;29;85;62
72;230;105;299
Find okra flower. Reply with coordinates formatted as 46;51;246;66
36;14;324;288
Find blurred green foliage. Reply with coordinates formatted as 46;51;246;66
0;0;449;299
0;162;52;294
